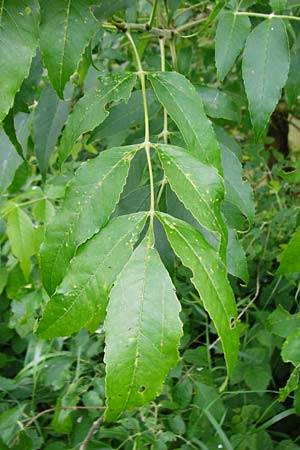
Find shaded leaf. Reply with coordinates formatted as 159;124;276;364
196;85;240;122
157;213;239;377
216;11;251;82
220;142;254;226
0;0;39;121
227;228;249;283
34;85;69;178
39;0;98;98
270;0;287;13
40;145;138;295
59;72;137;164
104;233;182;422
242;19;290;139
286;36;300;106
0;129;23;194
268;305;300;338
37;212;147;338
148;72;222;171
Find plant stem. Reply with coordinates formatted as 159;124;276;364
235;10;300;22
126;32;155;229
159;37;169;144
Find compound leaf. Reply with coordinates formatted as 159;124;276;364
157;213;239;377
148;72;222;172
59;72;137;164
37;212;147;338
216;11;251;81
104;233;182;422
0;0;39;121
39;0;98;98
40;145;139;296
243;18;290;139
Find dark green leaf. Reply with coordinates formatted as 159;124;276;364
148;72;222;172
104;233;182;422
270;0;287;13
40;145;139;295
242;19;290;139
0;1;39;121
59;72;137;164
37;212;147;338
215;11;251;82
227;228;249;283
196;86;240;122
286;37;300;106
0;129;23;194
34;85;69;178
39;0;98;98
157;213;239;377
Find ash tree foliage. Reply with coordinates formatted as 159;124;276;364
1;0;300;447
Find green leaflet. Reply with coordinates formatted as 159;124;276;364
286;37;300;107
215;11;251;82
220;142;254;227
104;233;182;422
34;85;69;178
37;213;147;338
39;0;98;98
157;212;239;377
0;0;39;121
148;72;222;172
196;85;240;122
59;72;137;164
6;206;36;280
40;145;139;296
227;228;249;284
156;144;227;255
282;331;300;367
0;129;23;194
268;305;300;338
242;19;290;140
276;227;300;275
270;0;287;13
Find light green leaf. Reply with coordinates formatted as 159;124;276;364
0;0;39;121
40;145;139;296
37;212;147;338
227;228;249;283
34;84;69;178
39;0;98;98
270;0;287;13
104;233;182;422
0;129;23;194
276;227;300;274
157;213;239;377
6;206;36;279
59;72;137;164
216;12;251;81
282;330;300;366
148;72;222;172
220;142;254;226
268;305;300;338
156;144;227;254
242;19;290;139
196;85;240;122
286;37;300;106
